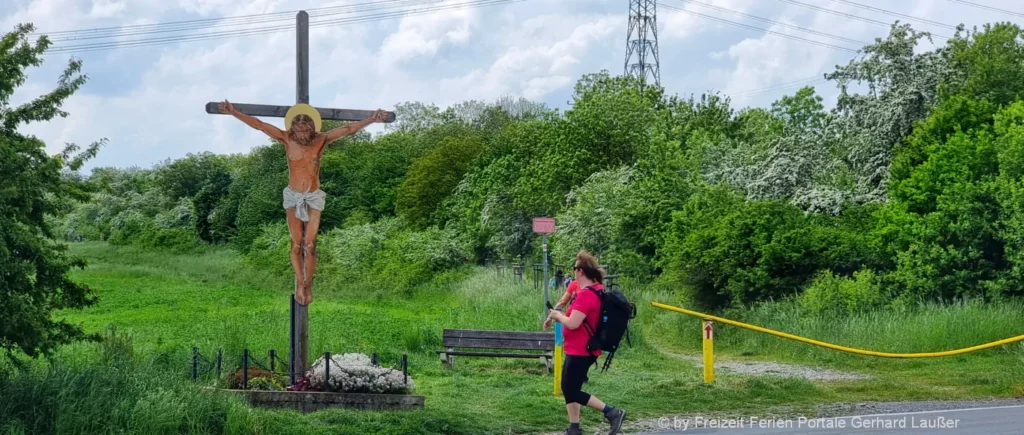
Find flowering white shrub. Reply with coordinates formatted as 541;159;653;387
306;353;414;394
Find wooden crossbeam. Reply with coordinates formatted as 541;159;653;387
204;102;395;123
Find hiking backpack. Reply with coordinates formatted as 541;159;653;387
580;285;637;372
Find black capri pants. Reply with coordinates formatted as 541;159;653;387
561;354;598;405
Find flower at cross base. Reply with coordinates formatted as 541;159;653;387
305;353;414;394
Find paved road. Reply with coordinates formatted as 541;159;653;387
637;404;1024;434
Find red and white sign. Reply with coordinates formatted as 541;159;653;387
533;217;556;234
704;321;713;340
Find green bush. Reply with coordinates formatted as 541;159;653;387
659;185;875;309
149;228;201;253
243;217;472;295
799;269;889;316
242;223;292;276
107;211;157;247
374;226;470;292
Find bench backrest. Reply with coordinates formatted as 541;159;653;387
442;329;554;351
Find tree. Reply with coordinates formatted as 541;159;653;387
153;152;230;200
824;23;952;205
770;86;826;133
944;22;1024;109
395;135;485;228
0;23;103;360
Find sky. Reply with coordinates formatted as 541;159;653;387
2;0;1020;171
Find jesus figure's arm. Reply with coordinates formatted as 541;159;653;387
322;109;388;144
218;100;286;142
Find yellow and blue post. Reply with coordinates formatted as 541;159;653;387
554;322;563;396
703;319;714;384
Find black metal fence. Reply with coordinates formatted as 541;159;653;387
190;347;408;392
533;263;569;289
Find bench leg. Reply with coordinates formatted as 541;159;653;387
540;355;552;375
440;348;454;370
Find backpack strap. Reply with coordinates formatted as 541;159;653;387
579;285;602;338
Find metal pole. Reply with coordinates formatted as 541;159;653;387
703;319;715;384
243;349;249;390
324;352;331;392
543;233;550;320
290;294;295;385
554;323;563;396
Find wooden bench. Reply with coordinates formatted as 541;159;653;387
436;329;555;373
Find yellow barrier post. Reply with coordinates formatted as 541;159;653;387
554;322;563;396
702;319;714;384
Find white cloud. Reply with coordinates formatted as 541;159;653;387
659;0;758;40
89;0;126;18
438;14;618;105
1;0;1014;171
378;0;479;69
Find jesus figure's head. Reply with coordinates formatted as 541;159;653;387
289;114;315;145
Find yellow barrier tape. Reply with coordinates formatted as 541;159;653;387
651;301;1024;358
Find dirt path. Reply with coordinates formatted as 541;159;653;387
665;351;873;381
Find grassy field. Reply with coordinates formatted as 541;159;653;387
2;242;1022;434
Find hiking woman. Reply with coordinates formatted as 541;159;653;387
544;250;627;435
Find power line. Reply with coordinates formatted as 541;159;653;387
675;0;868;46
731;76;827;98
661;3;859;53
47;1;512;53
826;0;957;30
45;0;520;54
31;0;428;38
40;0;431;43
945;0;1024;19
774;0;950;40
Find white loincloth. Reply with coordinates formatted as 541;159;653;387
282;187;326;222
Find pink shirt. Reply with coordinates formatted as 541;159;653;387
563;283;603;357
565;280;580;299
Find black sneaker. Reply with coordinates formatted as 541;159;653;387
605;408;626;434
565;426;582;435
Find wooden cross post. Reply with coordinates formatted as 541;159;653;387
204;11;394;384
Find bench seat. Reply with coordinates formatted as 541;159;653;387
436;329;555;373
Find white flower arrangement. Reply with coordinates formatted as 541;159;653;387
306;353;414;394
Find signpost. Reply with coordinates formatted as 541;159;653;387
533;217;559;395
533;217;556;316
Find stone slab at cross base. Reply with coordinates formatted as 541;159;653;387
226;389;424;413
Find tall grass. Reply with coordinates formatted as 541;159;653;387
649;295;1024;370
4;243;1022;434
0;328;259;435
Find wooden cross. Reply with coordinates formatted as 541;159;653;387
204;11;395;384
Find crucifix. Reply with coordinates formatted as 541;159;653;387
205;10;395;383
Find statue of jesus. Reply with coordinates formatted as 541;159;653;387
219;100;387;305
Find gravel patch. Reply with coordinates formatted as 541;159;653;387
669;352;873;381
